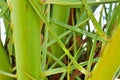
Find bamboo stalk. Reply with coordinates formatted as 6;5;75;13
49;5;70;62
9;0;43;79
88;25;120;80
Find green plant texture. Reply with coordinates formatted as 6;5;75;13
0;0;119;80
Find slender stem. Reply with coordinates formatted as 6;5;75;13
42;4;50;71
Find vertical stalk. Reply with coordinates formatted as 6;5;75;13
10;0;42;80
88;25;120;80
42;5;50;71
49;5;70;61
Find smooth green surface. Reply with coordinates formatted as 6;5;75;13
88;25;120;80
10;0;42;79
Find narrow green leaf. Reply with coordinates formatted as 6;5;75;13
47;51;66;67
81;0;105;38
44;58;98;76
50;18;104;42
47;18;89;47
106;3;120;37
87;35;97;71
85;35;97;80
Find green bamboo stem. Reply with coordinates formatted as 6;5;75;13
49;5;70;60
88;25;120;80
9;0;42;80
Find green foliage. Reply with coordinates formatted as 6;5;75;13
0;0;120;80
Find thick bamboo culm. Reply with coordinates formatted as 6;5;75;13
88;25;120;80
10;0;42;79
